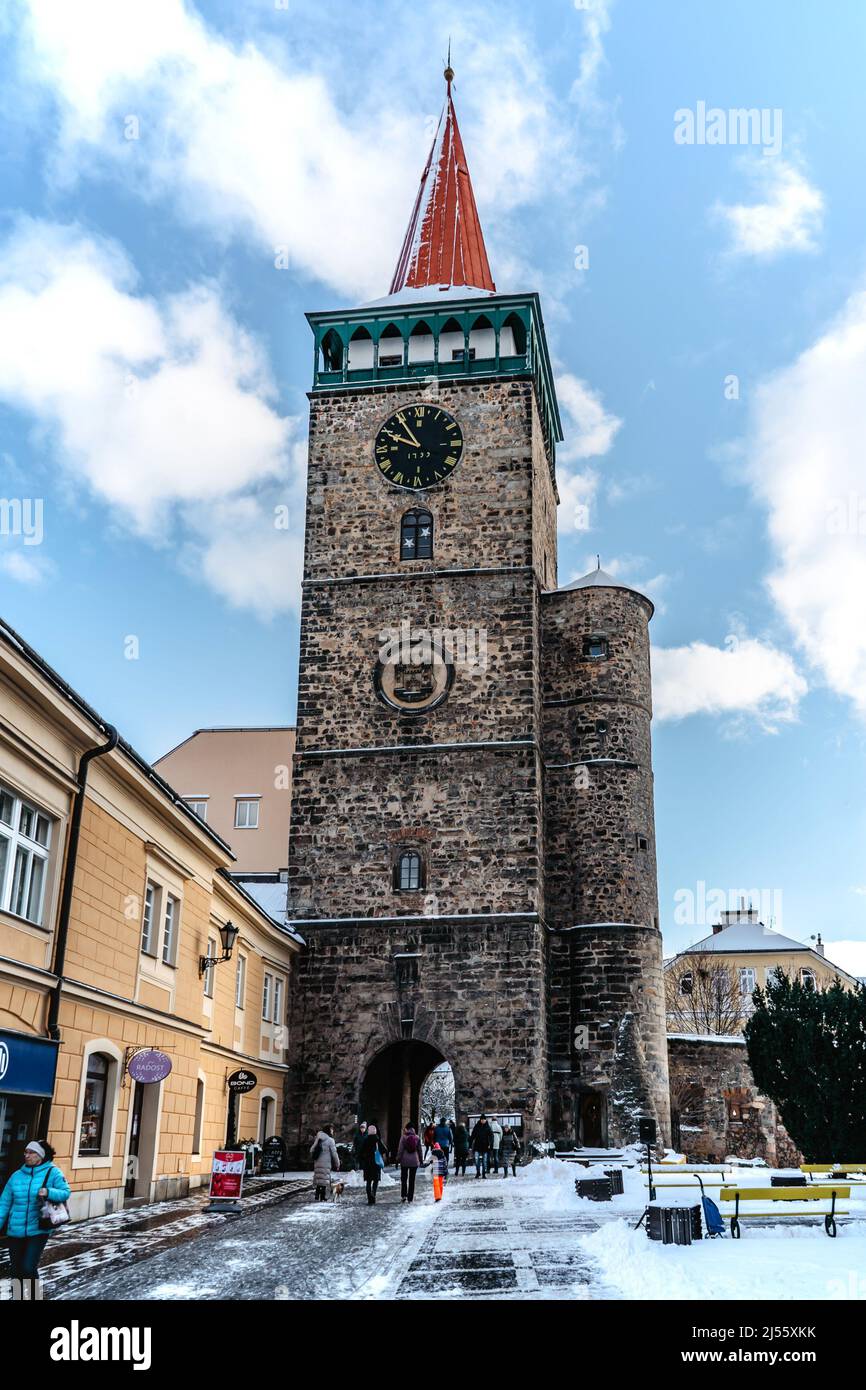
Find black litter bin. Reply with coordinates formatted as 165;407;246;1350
575;1176;613;1201
605;1168;624;1196
647;1204;702;1244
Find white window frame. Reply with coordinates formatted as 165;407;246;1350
235;953;247;1010
203;934;218;999
273;976;284;1025
679;970;693;996
161;893;179;967
0;783;53;927
184;798;209;821
739;967;756;996
141;880;160;957
73;1039;123;1169
235;798;260;829
801;968;816;988
262;971;273;1021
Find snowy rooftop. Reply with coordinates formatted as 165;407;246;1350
686;921;810;953
554;567;654;609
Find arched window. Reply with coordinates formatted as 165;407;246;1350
192;1077;205;1155
469;313;495;360
409;320;434;364
400;509;433;561
319;328;344;373
394;850;424;892
501;311;527;357
378;324;404;368
348;325;373;371
79;1052;112;1155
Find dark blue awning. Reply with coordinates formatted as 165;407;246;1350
0;1030;59;1098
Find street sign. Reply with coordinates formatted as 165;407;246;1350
209;1150;245;1200
227;1069;257;1093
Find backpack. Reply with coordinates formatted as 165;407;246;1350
404;1133;418;1154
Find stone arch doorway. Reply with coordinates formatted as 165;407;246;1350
579;1089;607;1148
360;1040;449;1156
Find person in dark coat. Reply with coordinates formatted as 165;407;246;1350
469;1115;493;1178
499;1125;522;1177
433;1117;453;1157
360;1123;386;1205
453;1119;470;1176
352;1121;368;1169
395;1124;423;1203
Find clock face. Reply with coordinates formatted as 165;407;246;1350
374;404;463;490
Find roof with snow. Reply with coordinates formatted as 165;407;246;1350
686;922;810;953
555;566;654;612
390;68;496;297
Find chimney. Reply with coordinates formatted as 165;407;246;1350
712;922;724;934
812;933;825;957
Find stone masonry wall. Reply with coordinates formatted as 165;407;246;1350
667;1036;801;1167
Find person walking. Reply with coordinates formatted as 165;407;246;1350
500;1125;522;1177
309;1124;339;1201
0;1139;70;1296
352;1120;368;1171
469;1115;493;1178
422;1121;436;1161
360;1123;386;1205
433;1116;453;1160
430;1142;449;1202
453;1118;470;1176
488;1116;503;1174
395;1124;422;1203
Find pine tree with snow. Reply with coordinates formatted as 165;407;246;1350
744;972;866;1160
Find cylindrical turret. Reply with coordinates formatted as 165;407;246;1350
541;569;670;1146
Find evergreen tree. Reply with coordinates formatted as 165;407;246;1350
744;972;866;1160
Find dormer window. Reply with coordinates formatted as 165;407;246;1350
583;636;609;660
400;509;433;561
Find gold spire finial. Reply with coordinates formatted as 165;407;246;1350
444;39;454;86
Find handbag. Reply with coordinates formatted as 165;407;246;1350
374;1147;385;1169
38;1168;71;1230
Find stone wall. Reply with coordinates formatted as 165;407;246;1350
667;1035;801;1166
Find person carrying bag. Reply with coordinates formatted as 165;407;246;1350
0;1139;71;1296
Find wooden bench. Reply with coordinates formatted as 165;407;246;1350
802;1164;866;1183
718;1184;850;1238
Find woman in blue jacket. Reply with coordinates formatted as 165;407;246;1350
0;1139;71;1290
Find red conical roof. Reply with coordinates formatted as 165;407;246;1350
390;70;496;296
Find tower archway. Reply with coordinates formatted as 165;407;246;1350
359;1040;449;1156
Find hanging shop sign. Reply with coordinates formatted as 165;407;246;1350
127;1049;173;1084
0;1030;59;1098
210;1149;245;1200
227;1069;257;1094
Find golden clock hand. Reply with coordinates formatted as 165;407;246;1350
382;428;416;447
395;412;422;447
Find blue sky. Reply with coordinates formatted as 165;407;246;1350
2;0;866;970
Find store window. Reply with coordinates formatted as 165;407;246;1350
78;1052;113;1156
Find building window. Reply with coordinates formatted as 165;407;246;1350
400;509;433;561
635;833;648;852
192;1078;205;1155
273;976;284;1025
161;894;179;967
394;850;424;892
262;972;273;1021
739;967;756;997
801;968;816;988
235;953;246;1009
451;347;476;362
79;1052;111;1155
184;799;208;821
235;799;260;829
203;935;217;998
141;881;159;956
583;636;609;660
0;784;52;926
679;971;693;996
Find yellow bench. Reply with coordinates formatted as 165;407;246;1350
718;1185;850;1238
802;1164;866;1182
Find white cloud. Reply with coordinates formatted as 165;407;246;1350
14;0;584;300
0;217;301;616
0;551;47;585
555;373;622;534
746;286;866;716
652;635;807;728
823;939;866;979
714;157;823;259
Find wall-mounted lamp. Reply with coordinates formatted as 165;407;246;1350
199;919;240;977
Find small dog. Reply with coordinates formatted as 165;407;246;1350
331;1180;345;1202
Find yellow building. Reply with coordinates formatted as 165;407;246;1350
0;617;302;1221
665;906;859;1034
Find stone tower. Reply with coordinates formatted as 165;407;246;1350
286;67;669;1156
542;571;670;1146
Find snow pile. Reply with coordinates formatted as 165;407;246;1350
579;1216;866;1301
